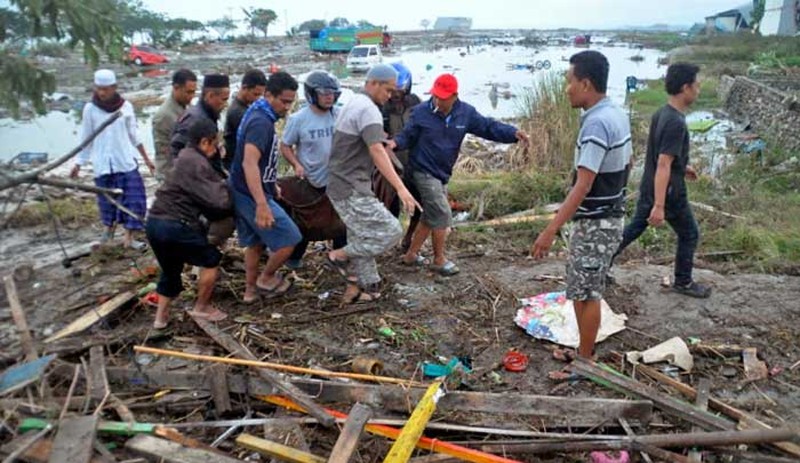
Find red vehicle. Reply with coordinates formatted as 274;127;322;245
127;45;169;66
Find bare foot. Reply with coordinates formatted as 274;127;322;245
243;286;258;304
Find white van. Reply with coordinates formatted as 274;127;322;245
346;45;382;73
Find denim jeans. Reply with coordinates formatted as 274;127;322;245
614;199;699;286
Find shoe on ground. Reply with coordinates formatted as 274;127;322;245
672;281;712;299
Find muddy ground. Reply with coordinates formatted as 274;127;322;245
1;217;799;461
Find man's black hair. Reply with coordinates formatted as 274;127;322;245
665;63;700;96
266;71;298;96
172;69;197;87
242;69;267;89
187;118;218;147
569;50;609;94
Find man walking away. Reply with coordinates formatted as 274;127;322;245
613;63;711;298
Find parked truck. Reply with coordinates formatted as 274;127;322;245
309;27;390;53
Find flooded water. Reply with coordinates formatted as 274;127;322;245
0;44;665;163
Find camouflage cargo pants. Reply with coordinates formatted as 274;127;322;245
330;193;403;287
566;217;624;301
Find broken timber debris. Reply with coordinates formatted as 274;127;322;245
105;367;653;427
327;403;373;463
188;316;336;428
3;274;38;362
236;434;326;463
48;415;98;463
125;435;244;463
44;292;135;343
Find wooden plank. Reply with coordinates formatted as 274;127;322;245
89;346;109;404
689;378;711;463
105;367;653;427
44;292;135;343
205;364;232;416
618;418;653;463
235;434;325;463
190;317;335;427
614;355;800;459
48;415;98;463
384;383;445;463
570;358;734;431
125;435;244;463
479;427;800;454
327;403;373;463
3;274;38;361
153;426;229;456
1;437;105;463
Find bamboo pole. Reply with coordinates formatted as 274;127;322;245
133;346;426;387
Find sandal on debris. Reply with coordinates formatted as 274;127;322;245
187;307;228;322
256;274;293;296
401;254;429;267
430;260;460;276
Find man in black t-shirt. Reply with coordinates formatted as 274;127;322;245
613;63;711;298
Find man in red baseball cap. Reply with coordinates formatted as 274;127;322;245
389;73;528;276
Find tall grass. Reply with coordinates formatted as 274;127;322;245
514;71;581;174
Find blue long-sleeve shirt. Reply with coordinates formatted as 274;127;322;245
394;99;519;184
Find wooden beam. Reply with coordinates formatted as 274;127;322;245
3;274;38;362
44;292;135;343
48;415;98;463
570;359;733;431
205;364;232;417
105;367;653;427
89;346;109;405
1;437;106;463
689;378;711;463
327;403;373;463
611;354;800;459
235;434;326;463
478;427;800;455
189;318;335;427
125;435;244;463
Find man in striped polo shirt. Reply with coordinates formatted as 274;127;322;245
532;51;632;377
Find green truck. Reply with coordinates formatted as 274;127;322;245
309;27;388;53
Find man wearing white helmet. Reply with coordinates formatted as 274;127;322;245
279;70;346;268
71;69;155;249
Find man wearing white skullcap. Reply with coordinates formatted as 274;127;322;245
71;69;155;250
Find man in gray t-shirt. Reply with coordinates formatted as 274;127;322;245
280;104;337;188
325;64;420;304
279;71;344;268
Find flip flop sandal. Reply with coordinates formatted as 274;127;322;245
188;308;228;322
325;254;350;280
127;240;148;251
242;292;260;304
257;275;293;296
152;320;169;330
430;260;460;276
401;254;430;267
344;289;381;305
552;348;577;362
548;369;584;384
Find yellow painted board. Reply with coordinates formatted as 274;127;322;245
383;382;445;463
45;291;135;343
236;433;326;463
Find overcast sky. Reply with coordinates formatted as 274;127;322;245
142;0;746;32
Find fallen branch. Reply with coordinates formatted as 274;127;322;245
0;111;122;192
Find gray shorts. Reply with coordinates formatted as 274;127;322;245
566;217;624;301
412;170;451;229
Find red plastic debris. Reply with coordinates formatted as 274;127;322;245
502;351;529;372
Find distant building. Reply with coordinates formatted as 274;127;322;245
760;0;799;36
433;17;472;31
705;2;756;33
